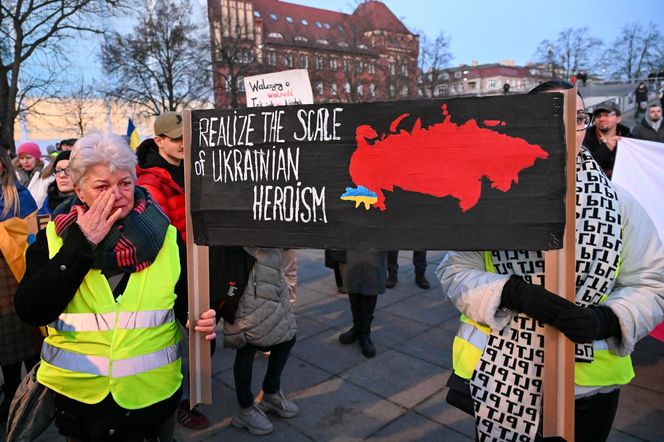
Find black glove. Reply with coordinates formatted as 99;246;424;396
500;275;576;324
501;276;621;343
553;305;621;344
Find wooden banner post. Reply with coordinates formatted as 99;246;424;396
542;89;576;441
184;110;212;408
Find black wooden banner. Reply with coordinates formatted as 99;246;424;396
189;93;566;250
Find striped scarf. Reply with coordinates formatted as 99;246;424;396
52;186;170;273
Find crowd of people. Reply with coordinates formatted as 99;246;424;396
0;79;662;441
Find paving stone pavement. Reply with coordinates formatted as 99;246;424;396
19;250;664;441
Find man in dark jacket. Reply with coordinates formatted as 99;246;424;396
632;104;664;143
583;102;632;179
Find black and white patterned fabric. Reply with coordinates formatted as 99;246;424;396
470;149;623;441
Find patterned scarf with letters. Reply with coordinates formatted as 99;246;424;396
470;148;622;441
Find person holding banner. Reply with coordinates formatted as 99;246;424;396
14;132;217;442
224;247;298;436
0;148;40;423
437;81;664;442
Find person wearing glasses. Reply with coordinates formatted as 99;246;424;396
583;102;631;179
39;150;75;214
437;80;664;441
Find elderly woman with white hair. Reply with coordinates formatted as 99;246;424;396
15;132;216;441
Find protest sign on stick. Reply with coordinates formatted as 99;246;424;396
184;92;576;439
184;112;212;408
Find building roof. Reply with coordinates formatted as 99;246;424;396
253;0;412;53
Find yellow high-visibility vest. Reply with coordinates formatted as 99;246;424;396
452;252;634;387
38;223;182;409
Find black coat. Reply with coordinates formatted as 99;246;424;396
632;118;664;143
340;250;387;296
583;124;632;178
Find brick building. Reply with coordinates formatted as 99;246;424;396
421;60;553;98
208;0;419;108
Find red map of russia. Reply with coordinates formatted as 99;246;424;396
346;105;549;212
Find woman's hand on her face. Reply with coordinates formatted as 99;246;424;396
188;308;217;340
75;189;123;245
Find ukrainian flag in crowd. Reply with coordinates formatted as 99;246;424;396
127;118;140;151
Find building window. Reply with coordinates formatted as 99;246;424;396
323;23;331;29
488;79;497;89
266;51;276;66
284;53;293;68
389;84;395;98
270;13;277;21
253;11;261;18
315;81;324;95
400;64;408;76
442;72;450;79
237;77;245;92
343;59;350;72
357;84;363;97
355;60;362;73
331;83;338;95
338;25;345;32
454;71;461;78
300;54;308;68
317;39;329;45
301;19;309;25
267;32;283;39
315;56;324;70
338;41;349;47
435;84;447;96
367;62;375;74
330;58;337;71
400;85;408;97
295;35;308;42
369;83;376;97
389;63;396;75
344;82;351;94
286;16;293;23
315;21;322;28
357;44;368;49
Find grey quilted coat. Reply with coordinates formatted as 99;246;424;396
223;247;297;349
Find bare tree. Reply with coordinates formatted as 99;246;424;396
418;31;452;97
103;0;212;116
0;0;124;151
534;27;602;80
58;78;99;136
601;22;664;81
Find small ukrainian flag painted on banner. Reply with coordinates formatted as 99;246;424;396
127;118;141;151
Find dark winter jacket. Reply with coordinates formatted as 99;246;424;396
632;116;664;143
135;139;186;241
583;123;632;178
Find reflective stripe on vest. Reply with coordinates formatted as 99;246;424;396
53;309;175;332
39;223;183;408
41;341;180;378
453;316;634;386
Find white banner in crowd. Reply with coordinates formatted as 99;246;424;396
243;69;313;108
613;138;664;242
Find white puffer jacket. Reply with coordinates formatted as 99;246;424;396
223;247;297;349
437;184;664;358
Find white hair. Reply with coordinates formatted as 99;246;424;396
69;132;137;186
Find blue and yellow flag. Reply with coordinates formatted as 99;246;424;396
127;118;140;151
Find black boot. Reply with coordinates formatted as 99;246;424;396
415;273;430;289
386;272;398;289
357;295;377;358
339;294;360;344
